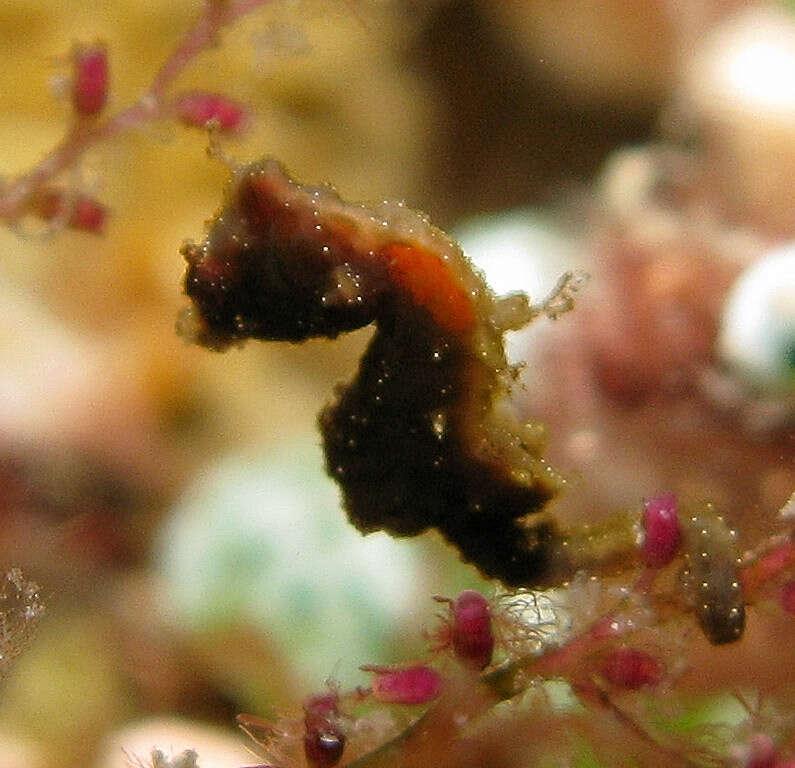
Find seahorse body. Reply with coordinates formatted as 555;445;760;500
180;158;565;586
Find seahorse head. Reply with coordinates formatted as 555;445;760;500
180;159;384;349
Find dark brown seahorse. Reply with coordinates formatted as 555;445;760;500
178;157;746;634
179;157;567;587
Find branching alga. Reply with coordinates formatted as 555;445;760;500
0;0;267;235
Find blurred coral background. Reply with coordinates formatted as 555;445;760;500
0;1;792;766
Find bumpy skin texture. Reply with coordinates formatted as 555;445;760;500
180;158;563;586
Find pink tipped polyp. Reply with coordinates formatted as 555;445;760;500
362;664;443;705
641;492;680;568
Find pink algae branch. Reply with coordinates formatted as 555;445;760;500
0;0;270;229
237;515;794;768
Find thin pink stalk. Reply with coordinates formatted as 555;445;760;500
149;0;270;98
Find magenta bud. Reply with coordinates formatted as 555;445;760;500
641;492;680;568
174;91;248;133
598;646;663;690
33;188;107;234
361;664;443;705
71;43;108;117
451;590;494;669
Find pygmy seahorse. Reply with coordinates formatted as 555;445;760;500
178;158;572;587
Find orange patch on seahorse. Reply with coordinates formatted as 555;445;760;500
383;243;476;335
